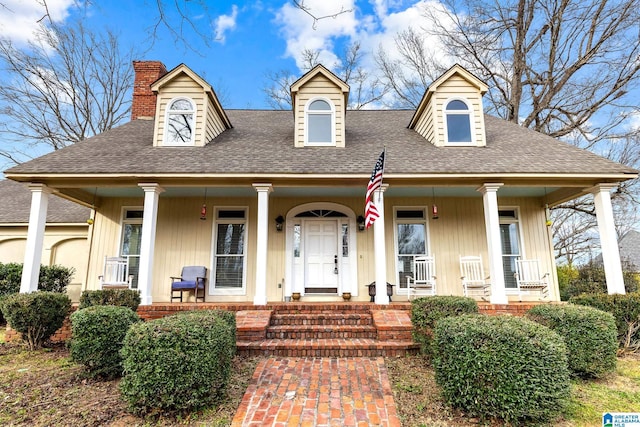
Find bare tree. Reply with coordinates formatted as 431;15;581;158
264;42;389;110
0;20;135;165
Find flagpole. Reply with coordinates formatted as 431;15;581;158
377;146;386;203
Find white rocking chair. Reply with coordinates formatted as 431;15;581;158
515;259;549;300
460;255;491;300
406;256;436;300
98;256;133;289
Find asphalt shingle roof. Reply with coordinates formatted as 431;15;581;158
0;179;90;223
5;110;636;176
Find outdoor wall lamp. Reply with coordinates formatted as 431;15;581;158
275;215;285;232
357;215;366;231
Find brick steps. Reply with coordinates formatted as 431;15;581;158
235;304;418;357
236;338;418;357
266;324;377;339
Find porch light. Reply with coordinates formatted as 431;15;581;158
357;215;365;231
432;205;439;220
275;215;285;231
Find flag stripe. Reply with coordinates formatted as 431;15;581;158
365;149;385;228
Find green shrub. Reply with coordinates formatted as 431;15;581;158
70;306;140;379
0;292;71;350
78;289;141;311
119;310;236;415
0;262;23;297
562;261;639;299
411;295;478;355
38;264;75;293
527;304;617;377
570;292;640;352
433;314;570;424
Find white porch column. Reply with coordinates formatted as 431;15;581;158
478;183;508;304
20;184;51;293
374;184;389;305
137;183;164;305
592;184;625;294
253;183;272;305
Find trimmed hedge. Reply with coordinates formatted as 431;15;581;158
78;289;141;311
0;292;71;350
411;295;478;355
70;305;141;379
119;310;236;415
433;314;570;424
570;292;640;352
527;304;617;377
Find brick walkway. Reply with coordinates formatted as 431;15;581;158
231;357;401;427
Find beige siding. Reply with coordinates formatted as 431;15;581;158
205;96;226;142
294;74;346;148
0;225;89;302
153;74;207;147
414;98;436;144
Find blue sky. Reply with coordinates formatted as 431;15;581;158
0;0;440;109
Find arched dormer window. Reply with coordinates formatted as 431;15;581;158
444;99;473;145
305;98;335;146
165;97;196;145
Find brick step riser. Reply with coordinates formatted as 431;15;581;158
237;347;418;357
270;318;373;326
266;330;378;340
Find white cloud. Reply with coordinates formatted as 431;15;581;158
0;0;75;46
214;5;239;44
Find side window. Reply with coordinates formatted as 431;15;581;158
445;99;473;144
305;98;335;146
394;209;428;291
212;208;247;293
120;208;143;289
165;97;196;145
499;208;522;289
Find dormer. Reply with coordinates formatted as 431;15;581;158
150;63;231;147
290;65;349;148
408;64;488;147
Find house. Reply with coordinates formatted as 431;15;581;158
0;179;90;301
4;61;636;306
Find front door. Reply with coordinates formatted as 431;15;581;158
304;220;339;293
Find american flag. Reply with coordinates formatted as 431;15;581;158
365;149;385;228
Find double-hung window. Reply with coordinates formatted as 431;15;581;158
212;208;247;294
499;208;522;289
305;98;335;146
444;99;473;145
394;209;428;292
165;97;196;145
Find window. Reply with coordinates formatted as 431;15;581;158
119;208;143;289
165;98;196;145
394;209;428;291
500;209;522;289
305;98;335;145
445;99;473;144
212;209;247;293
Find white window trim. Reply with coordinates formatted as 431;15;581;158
393;206;430;295
304;97;336;146
163;97;197;146
443;97;475;146
499;206;526;294
210;207;249;296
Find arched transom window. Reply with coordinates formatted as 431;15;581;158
165;98;196;145
305;98;335;146
444;99;473;145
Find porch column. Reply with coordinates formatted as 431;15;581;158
374;184;389;305
478;183;508;304
592;184;625;294
137;183;164;305
20;184;51;293
253;183;272;305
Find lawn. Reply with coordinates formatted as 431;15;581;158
0;334;638;426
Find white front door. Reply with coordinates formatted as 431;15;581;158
304;220;339;293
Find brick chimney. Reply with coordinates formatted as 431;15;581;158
131;61;168;120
